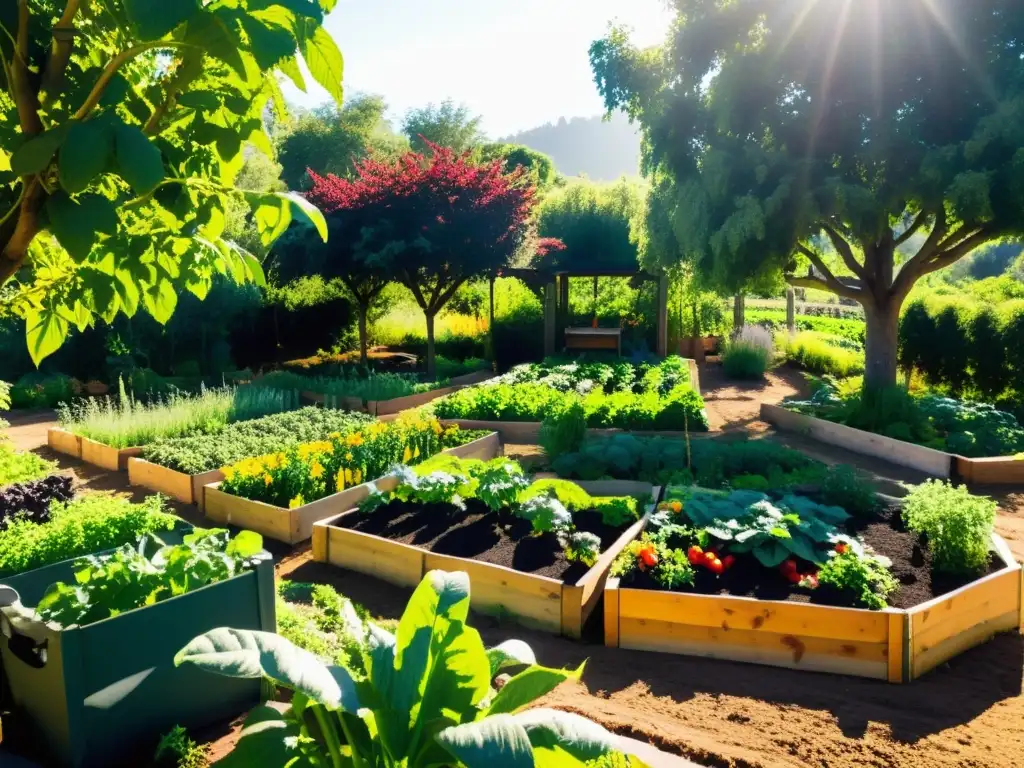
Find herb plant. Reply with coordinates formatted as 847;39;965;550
611;533;697;591
563;531;602;567
474;459;531;511
0;439;57;488
592;497;639;528
177;571;627;768
818;550;899;610
35;529;267;628
721;326;774;380
517;495;573;535
0;494;178;578
904;480;997;575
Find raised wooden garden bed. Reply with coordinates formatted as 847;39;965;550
47;429;141;472
604;532;1021;683
127;458;226;508
203;432;501;544
312;480;659;638
761;403;1024;483
0;543;275;767
301;372;497;417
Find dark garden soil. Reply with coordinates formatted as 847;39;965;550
340;499;627;582
624;506;1003;610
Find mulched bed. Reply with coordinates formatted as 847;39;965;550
624;505;1003;609
340;499;628;583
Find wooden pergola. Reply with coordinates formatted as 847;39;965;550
487;268;669;358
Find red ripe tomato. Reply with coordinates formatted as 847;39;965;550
639;548;659;568
708;558;725;575
687;546;704;565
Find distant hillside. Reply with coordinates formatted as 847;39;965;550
503;113;642;181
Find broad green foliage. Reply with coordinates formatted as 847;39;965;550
663;488;850;568
0;493;178;578
176;571;624;768
36;528;267;628
0;0;343;365
534;178;646;273
787;380;1024;457
904;481;997;576
475;143;557;189
58;384;298;448
0;380;10;411
141;407;373;475
592;1;1024;387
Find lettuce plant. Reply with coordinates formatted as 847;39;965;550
177;571;629;768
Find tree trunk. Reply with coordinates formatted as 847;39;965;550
863;299;900;390
732;294;745;332
786;286;796;335
358;302;369;367
425;310;437;380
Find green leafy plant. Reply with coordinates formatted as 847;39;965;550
516;495;573;535
611;533;697;591
474;459;531;511
176;571;627;768
520;478;594;511
35;528;267;628
540;398;588;459
153;726;208;768
592;497;640;528
778;331;864;377
721;327;774;380
818;550;899;610
904;480;997;575
0;494;178;578
820;465;877;518
0;439;57;488
562;531;602;567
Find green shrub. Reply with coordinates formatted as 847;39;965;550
820;465;876;517
779;331;864;377
721;327;773;380
969;308;1008;399
10;373;78;409
540;399;587;459
0;494;179;577
746;308;866;344
818;551;899;610
904;480;996;576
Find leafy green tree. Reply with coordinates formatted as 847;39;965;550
277;94;409;189
402;99;485;154
591;0;1024;388
0;0;343;365
534;178;645;272
476;143;557;189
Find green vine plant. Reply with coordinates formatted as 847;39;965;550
177;570;642;768
0;0;343;365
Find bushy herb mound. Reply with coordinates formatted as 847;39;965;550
35;528;267;628
142;407;373;474
787;379;1024;457
435;356;708;431
0;494;178;578
904;480;997;576
260;370;448;402
0;475;74;528
721;326;774;380
0;440;57;488
777;331;864;377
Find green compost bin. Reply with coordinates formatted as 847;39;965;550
0;549;276;767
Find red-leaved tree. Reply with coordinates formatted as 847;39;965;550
306;143;540;376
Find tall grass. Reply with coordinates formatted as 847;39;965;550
58;383;297;448
778;331;865;377
722;326;774;380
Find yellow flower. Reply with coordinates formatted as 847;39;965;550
336;469;346;491
223;467;236;481
289;494;305;509
310;461;325;479
354;469;363;485
329;432;342;440
346;432;364;447
264;474;273;486
414;445;421;459
431;420;442;435
345;452;353;462
344;468;353;485
403;445;412;463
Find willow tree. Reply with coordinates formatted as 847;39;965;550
591;0;1024;388
0;0;343;364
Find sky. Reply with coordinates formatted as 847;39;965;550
282;0;674;138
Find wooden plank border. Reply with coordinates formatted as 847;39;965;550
604;532;1021;683
47;428;82;459
312;484;657;637
79;438;143;472
203;432;501;544
127;459;225;508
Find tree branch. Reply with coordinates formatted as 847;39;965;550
0;179;43;286
819;222;866;281
40;0;81;104
892;224;995;300
11;0;43;136
795;243;863;300
894;208;930;247
786;274;862;302
143;51;203;136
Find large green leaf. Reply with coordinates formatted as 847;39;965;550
243;7;300;70
278;191;328;242
114;123;165;194
10;125;70;176
176;628;360;711
250;193;293;247
45;193;118;261
300;20;344;106
486;663;583;716
59;120;113;194
435;715;534;768
515;709;621;763
124;0;201;40
752;539;790;568
142;277;178;325
487;640;537;678
213;705;312;768
24;306;69;367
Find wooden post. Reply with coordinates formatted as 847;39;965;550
544;281;557;356
489;275;496;361
657;275;669;357
786;286;796;335
733;294;745;332
558;274;569;349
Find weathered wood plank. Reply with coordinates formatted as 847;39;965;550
47;428;81;459
911;610;1021;679
80;438;143;472
888;612;906;684
128;459;196;504
761;403;954;477
618;589;891;643
204;485;295;543
911;569;1021;654
327;526;425;588
604;579;620;648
